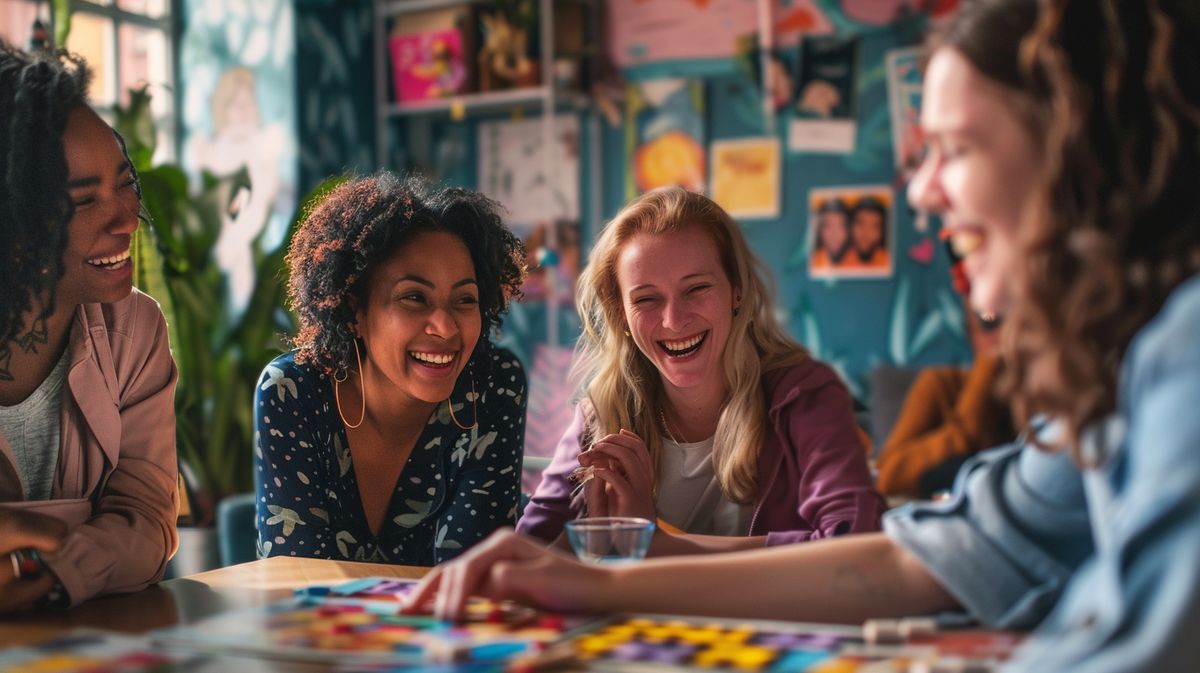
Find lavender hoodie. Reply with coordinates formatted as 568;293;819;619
518;358;884;546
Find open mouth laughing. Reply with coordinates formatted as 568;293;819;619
658;331;708;358
87;249;131;271
409;351;456;369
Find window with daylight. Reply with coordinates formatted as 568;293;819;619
1;0;175;162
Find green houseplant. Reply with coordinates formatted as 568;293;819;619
115;86;342;525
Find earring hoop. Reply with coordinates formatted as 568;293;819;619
335;338;366;429
447;372;479;431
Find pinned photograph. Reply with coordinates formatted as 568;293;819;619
808;186;894;279
789;36;860;154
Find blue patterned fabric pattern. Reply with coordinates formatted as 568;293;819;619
254;345;527;566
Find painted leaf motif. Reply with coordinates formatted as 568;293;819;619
393;499;433;528
435;524;462;550
909;311;945;360
266;505;305;536
889;276;911;364
334;433;351;476
336;530;357;557
260;365;299;401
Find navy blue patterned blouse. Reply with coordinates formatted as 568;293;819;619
253;345;526;566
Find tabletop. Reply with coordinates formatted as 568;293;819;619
0;556;428;665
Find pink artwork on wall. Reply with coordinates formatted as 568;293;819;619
389;30;467;103
608;0;831;69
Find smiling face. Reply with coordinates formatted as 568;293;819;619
616;226;736;396
354;230;482;406
56;106;141;308
851;208;884;254
907;48;1042;317
818;210;848;254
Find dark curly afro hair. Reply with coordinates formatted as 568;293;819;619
287;172;526;376
0;43;91;355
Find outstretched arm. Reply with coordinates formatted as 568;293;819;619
407;528;959;624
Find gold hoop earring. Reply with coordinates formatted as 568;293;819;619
335;338;366;429
447;375;478;430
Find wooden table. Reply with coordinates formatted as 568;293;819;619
0;556;428;667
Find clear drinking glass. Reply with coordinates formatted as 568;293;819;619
565;517;655;564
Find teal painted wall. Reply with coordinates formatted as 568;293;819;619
382;8;970;400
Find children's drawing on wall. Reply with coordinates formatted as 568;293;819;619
887;47;923;181
788;35;859;154
189;66;289;316
808;186;894;279
709;137;781;220
477;114;580;306
627;78;706;198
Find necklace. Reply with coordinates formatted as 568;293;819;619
659;408;682;444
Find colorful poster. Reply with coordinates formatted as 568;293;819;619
808;186;895;279
477;114;581;305
627;79;706;198
710;137;781;220
788;36;860;154
608;0;832;71
887;47;924;178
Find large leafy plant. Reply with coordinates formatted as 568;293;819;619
116;87;340;523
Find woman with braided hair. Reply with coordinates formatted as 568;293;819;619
0;42;178;613
411;0;1200;669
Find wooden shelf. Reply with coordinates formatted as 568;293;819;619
378;0;485;19
384;86;589;118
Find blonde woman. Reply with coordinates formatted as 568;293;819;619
518;187;883;555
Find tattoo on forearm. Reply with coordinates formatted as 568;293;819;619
831;564;895;600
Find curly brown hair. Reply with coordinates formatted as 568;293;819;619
935;0;1200;460
286;173;526;376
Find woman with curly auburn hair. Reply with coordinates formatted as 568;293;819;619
254;173;528;565
410;0;1200;668
518;186;883;555
0;42;178;613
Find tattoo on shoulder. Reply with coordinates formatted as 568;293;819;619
17;319;47;354
0;346;11;382
831;564;895;600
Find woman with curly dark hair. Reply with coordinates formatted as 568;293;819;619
410;0;1200;668
0;43;178;613
254;173;528;565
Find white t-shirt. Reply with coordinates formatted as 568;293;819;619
655;436;751;535
0;351;68;501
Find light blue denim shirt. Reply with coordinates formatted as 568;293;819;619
884;274;1200;672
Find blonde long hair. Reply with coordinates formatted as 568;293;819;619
572;187;809;503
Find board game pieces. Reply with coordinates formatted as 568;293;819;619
565;615;1023;672
154;577;574;666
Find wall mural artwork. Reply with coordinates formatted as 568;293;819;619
180;0;298;319
295;1;375;194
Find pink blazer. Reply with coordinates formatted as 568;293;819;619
0;289;178;605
